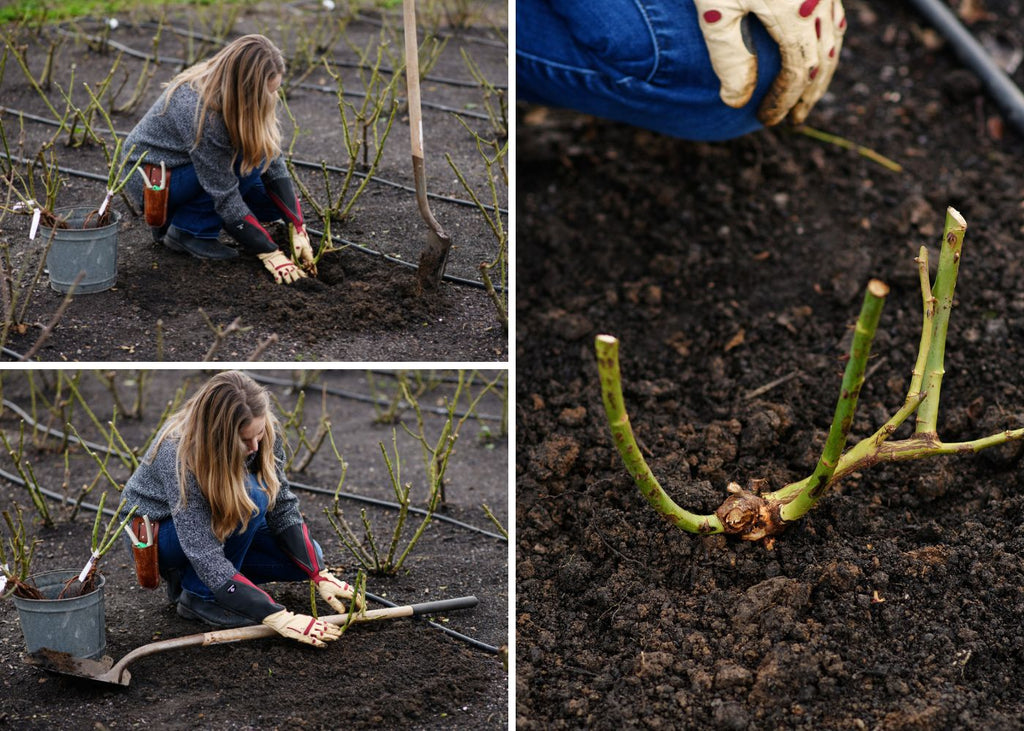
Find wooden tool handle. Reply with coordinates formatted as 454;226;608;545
403;0;424;159
109;596;479;676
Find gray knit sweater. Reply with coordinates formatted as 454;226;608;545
123;83;290;225
121;432;304;591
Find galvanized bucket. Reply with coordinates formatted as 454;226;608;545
12;569;107;659
42;206;120;294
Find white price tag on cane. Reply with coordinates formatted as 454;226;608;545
78;551;101;583
29;207;41;241
97;189;114;218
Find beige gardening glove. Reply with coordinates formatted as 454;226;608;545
289;223;317;276
262;609;343;647
258;249;307;284
693;0;847;125
314;570;365;613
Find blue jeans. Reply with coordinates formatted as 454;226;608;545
162;163;281;239
516;0;782;141
157;475;321;600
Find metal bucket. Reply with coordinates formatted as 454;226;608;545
42;206;120;294
12;570;107;659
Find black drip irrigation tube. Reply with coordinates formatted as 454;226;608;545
0;397;507;542
244;371;504;422
363;590;500;654
906;0;1024;137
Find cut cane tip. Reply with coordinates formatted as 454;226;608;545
946;206;966;228
867;279;890;297
596;334;619;345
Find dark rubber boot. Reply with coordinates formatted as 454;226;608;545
162;568;184;604
164;226;239;260
176;590;256;628
150;224;169;243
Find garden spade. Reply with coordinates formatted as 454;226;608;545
403;0;452;291
24;595;477;687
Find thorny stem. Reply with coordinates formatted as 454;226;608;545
359;507;384;571
916;207;966;435
793;125;903;173
0;423;53;527
63;374;130;469
772;279;889;523
595;334;724;535
481;503;508;539
379;433;407;571
1;506;42;599
324;508;373;570
199;311;252;361
832;392;927;481
907;246;933;404
68;421;124;493
17;271;83;360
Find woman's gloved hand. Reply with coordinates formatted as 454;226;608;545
262;609;343;647
693;0;846;125
289;223;317;276
258;249;307;284
314;570;365;613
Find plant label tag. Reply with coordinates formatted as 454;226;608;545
0;575;6;593
77;551;100;583
29;208;41;241
97;190;113;218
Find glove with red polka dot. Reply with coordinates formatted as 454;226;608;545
262;609;343;647
314;570;366;614
693;0;847;125
258;249;307;284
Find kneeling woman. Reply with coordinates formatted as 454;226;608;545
125;34;315;284
122;371;361;646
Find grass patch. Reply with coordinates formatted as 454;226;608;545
0;0;228;24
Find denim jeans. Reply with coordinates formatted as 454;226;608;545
157;475;321;600
162;163;281;239
516;0;782;140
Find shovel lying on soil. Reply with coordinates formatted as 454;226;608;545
24;595;477;687
403;0;452;291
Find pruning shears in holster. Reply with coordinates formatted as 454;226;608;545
138;162;170;228
125;515;160;590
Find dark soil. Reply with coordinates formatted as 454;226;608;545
0;2;507;362
0;370;508;728
517;0;1024;728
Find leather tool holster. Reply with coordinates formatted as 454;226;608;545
142;163;171;228
131;515;160;590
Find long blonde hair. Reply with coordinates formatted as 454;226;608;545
163;34;285;176
156;371;281;542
